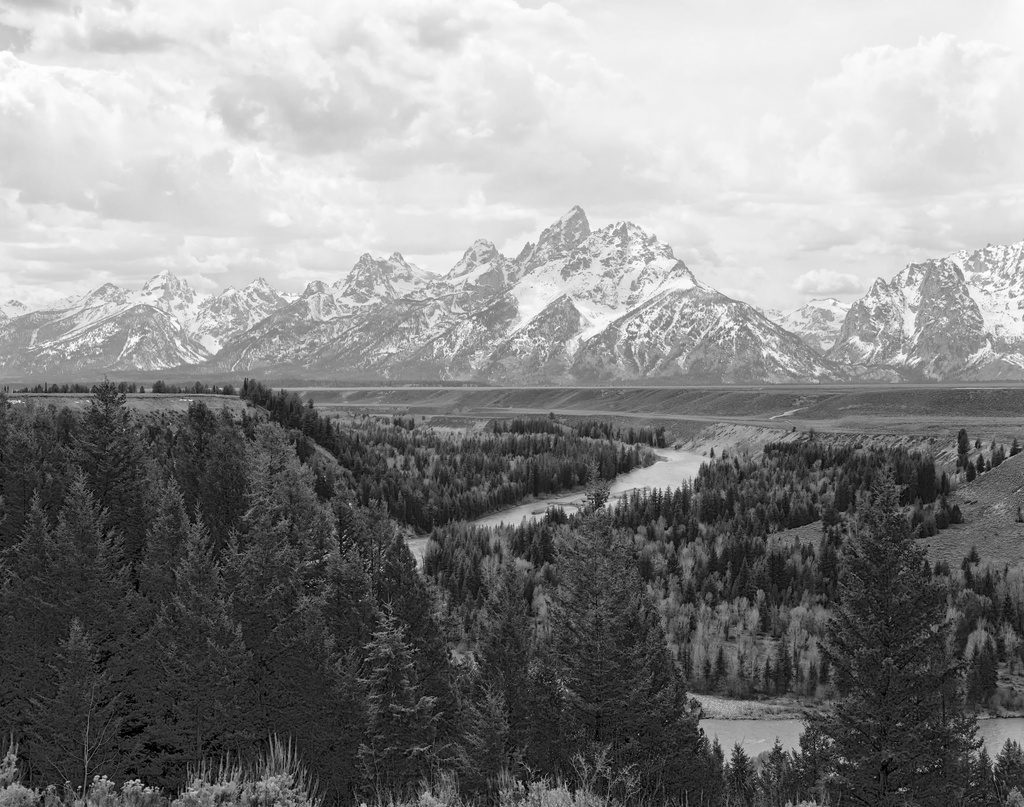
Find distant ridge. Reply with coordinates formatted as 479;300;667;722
4;210;1024;383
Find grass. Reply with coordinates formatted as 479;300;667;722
10;393;249;416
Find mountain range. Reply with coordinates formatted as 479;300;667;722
1;207;1021;383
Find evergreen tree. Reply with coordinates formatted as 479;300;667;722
997;741;1024;802
226;431;370;803
549;513;704;801
137;478;191;605
967;636;999;707
758;738;794;807
358;608;438;802
0;496;60;777
141;520;254;790
75;379;151;568
477;560;534;752
454;683;512;800
967;747;1001;807
26;619;124;793
808;473;978;806
725;743;754;807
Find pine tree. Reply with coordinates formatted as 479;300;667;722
808;473;978;806
967;747;1000;807
997;740;1024;801
224;443;362;803
725;743;755;807
75;379;151;568
358;608;438;802
549;513;704;801
758;738;793;807
137;478;191;605
477;560;534;751
141;520;254;790
26;619;124;793
0;496;60;774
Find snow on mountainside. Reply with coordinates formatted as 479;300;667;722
0;271;294;375
571;282;840;383
829;240;1024;380
0;299;28;319
10;207;1020;384
191;278;294;353
0;208;846;382
333;253;434;306
778;298;851;353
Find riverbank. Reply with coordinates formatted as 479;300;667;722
472;446;707;528
691;693;812;720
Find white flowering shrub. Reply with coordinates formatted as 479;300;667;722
0;742;38;807
173;739;319;807
0;784;38;807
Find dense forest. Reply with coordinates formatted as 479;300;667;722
2;382;1024;807
239;380;656;530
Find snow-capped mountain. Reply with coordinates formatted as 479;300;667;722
10;209;1019;384
777;298;851;354
570;283;840;383
0;277;209;374
333;253;434;306
0;300;28;320
190;278;294;353
0;209;846;382
206;207;840;383
0;272;294;375
829;242;1024;380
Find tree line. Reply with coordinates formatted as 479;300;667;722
239;380;655;531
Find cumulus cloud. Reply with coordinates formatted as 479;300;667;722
1;3;1023;313
795;269;863;296
799;34;1024;196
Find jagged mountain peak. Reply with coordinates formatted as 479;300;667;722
83;282;129;306
448;239;501;279
142;268;184;290
520;206;591;271
586;219;677;263
335;252;432;305
1;299;28;318
302;280;330;297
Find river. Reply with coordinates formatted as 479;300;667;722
703;717;1024;758
471;447;708;528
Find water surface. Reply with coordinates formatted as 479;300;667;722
703;717;1024;758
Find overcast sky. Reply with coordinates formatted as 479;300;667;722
1;0;1023;311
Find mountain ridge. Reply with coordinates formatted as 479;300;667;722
4;209;1023;383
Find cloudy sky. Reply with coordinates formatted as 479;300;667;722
1;0;1023;312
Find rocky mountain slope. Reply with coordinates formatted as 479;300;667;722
829;242;1024;380
5;209;1023;384
778;298;850;353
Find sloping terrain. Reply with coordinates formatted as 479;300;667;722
925;454;1024;568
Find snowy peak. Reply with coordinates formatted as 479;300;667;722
778;298;851;353
520;205;591;271
508;215;696;338
83;283;130;307
448;240;501;279
190;276;292;353
830;239;1024;379
136;270;206;326
335;252;432;305
0;299;28;319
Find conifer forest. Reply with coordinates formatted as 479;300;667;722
4;381;1024;807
